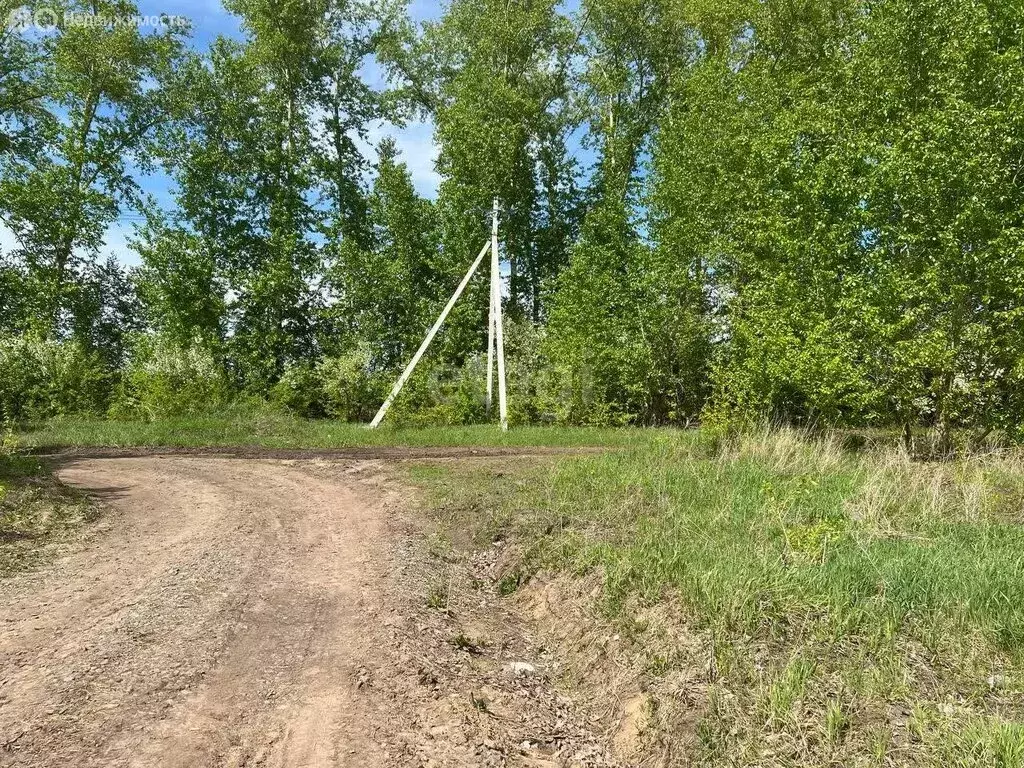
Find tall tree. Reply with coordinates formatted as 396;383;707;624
133;219;226;349
646;0;1024;444
0;0;50;161
578;0;682;198
156;0;383;389
0;0;188;341
385;0;581;337
544;0;703;424
327;138;440;369
853;0;1024;446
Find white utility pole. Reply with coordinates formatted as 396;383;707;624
369;202;509;430
491;199;508;431
485;257;496;417
369;239;491;429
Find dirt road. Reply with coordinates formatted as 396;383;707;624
0;457;619;768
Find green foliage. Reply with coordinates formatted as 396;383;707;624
154;0;384;393
134;223;226;349
326;140;442;368
402;0;581;330
273;334;550;428
270;362;325;418
651;0;1024;443
113;334;229;420
3;0;1024;434
319;347;390;422
544;199;660;425
0;0;49;160
0;0;189;341
271;346;388;422
0;334;108;421
387;356;489;427
502;317;558;427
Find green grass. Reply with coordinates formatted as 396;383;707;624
17;406;644;451
0;439;98;576
408;428;1024;766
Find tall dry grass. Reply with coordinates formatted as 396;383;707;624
415;426;1024;766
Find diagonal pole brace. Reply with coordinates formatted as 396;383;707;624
369;239;492;429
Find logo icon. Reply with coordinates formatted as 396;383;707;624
33;6;59;29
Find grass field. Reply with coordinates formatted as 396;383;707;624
9;414;1024;764
17;407;640;450
408;428;1024;766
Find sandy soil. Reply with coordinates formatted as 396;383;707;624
0;456;620;768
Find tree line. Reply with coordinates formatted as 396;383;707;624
1;0;1022;445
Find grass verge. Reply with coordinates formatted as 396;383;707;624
0;435;98;576
406;428;1024;766
17;407;642;451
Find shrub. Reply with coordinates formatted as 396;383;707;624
319;346;389;422
113;334;229;419
388;355;488;427
271;334;557;427
0;335;108;421
271;345;389;422
270;363;326;417
503;318;559;426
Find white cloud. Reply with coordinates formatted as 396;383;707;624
0;222;19;257
360;118;442;199
0;220;140;267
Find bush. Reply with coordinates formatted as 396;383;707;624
0;335;108;422
384;320;570;428
112;334;229;420
388;355;488;427
270;363;325;417
319;346;390;422
271;345;389;422
271;332;569;427
502;318;559;426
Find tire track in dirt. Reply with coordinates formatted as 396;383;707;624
0;457;620;768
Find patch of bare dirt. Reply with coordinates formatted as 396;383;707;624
512;575;714;767
0;456;622;767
